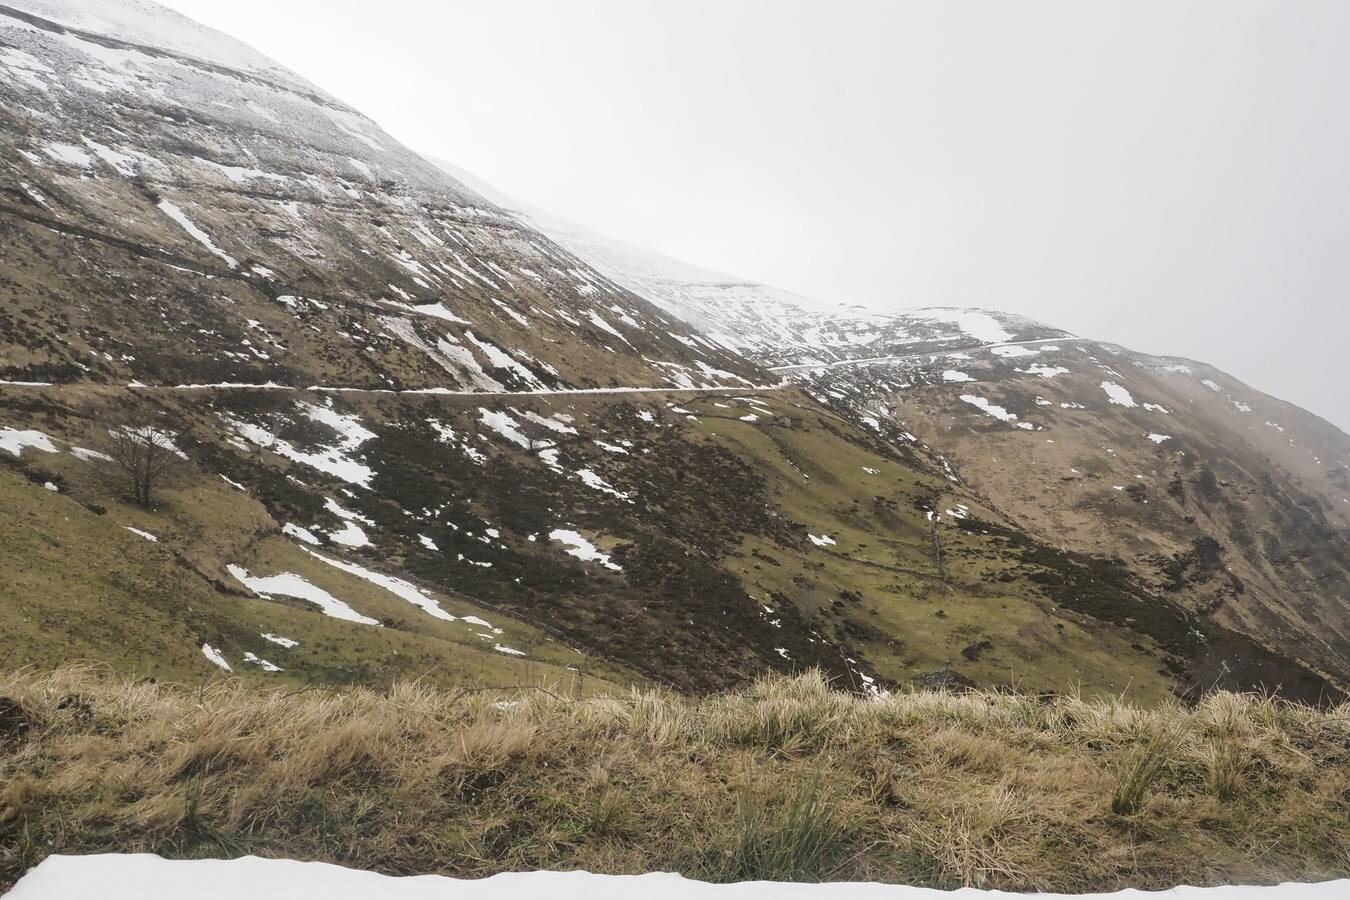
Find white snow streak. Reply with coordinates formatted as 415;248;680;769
16;855;1344;900
157;200;238;268
200;644;231;671
226;564;380;626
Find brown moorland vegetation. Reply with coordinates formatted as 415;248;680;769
1;667;1347;892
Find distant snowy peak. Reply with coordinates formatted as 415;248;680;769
428;160;1068;366
4;0;332;99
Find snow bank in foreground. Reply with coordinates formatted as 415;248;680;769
10;855;1346;900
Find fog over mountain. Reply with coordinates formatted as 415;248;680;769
156;0;1350;435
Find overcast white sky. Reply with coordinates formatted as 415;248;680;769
160;0;1350;432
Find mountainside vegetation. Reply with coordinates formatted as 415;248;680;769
6;380;1339;704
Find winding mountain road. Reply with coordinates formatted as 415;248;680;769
0;381;789;398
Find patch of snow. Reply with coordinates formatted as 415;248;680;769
915;309;1013;343
84;139;139;176
991;344;1038;358
304;550;473;625
1100;382;1137;408
194;157;285;184
808;534;837;547
465;331;544;387
0;47;52;90
587;310;628;341
70;446;113;463
226;564;380;626
521;411;578;435
302;402;377;447
1146;434;1172;444
327;520;370;548
478;409;533;449
549;529;622;571
157;200;238;268
576;468;630;500
0;427;58;457
243;652;282;672
960;395;1032;429
282;523;321;546
43;142;93;168
941;370;975;383
201;644;231;671
1018;365;1070;379
536;447;563;472
123;526;159;542
225;407;375;488
261;633;299;649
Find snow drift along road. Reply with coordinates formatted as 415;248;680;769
8;855;1348;899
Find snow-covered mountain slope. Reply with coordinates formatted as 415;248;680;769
435;168;1350;692
432;160;1067;366
0;0;762;394
1;0;327;96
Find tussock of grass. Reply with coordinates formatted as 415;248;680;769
710;775;842;883
1111;730;1175;816
0;667;1347;891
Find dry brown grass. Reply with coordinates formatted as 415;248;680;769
1;666;1347;892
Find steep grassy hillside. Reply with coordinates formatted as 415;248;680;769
2;668;1346;892
799;341;1350;688
457;153;1350;697
2;0;1344;705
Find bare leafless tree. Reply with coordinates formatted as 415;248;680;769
101;415;184;509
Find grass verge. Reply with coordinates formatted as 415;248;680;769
1;667;1347;891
